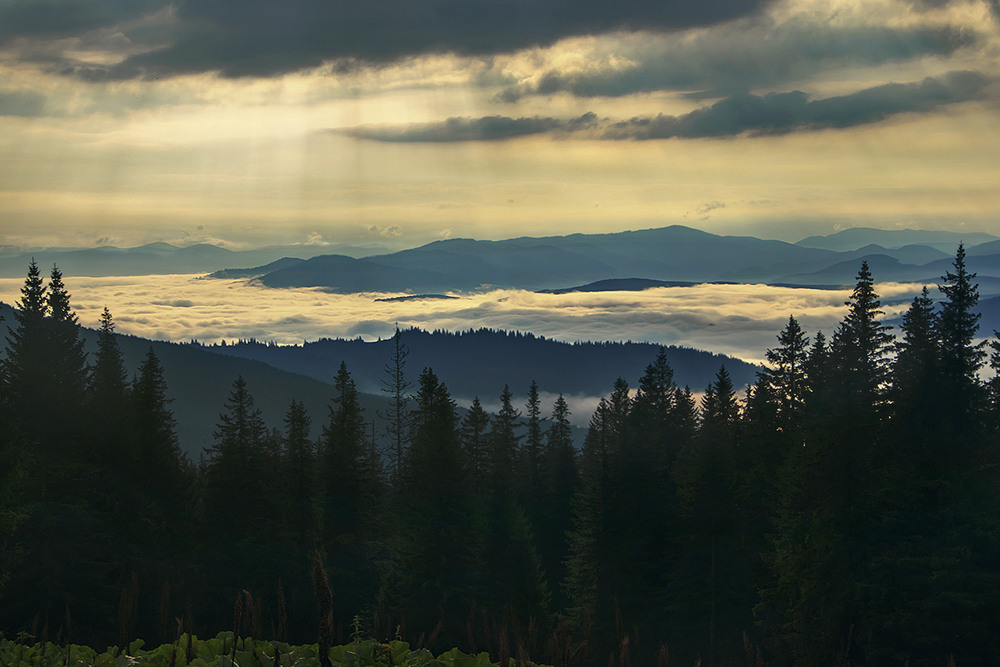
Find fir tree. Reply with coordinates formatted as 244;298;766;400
320;362;379;638
283;399;315;548
203;376;269;531
132;347;186;517
538;394;577;609
395;368;477;648
936;244;987;441
761;315;810;432
460;396;491;490
379;327;411;489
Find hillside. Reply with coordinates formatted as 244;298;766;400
200;328;760;402
0;302;389;458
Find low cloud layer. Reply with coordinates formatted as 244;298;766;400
342;71;990;142
0;274;922;365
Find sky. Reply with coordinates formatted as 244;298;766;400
0;0;999;252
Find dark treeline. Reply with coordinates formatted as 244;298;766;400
3;248;1000;666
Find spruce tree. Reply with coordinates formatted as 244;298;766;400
537;394;577;608
204;376;269;532
936;243;987;442
460;396;491;490
379;327;411;489
44;265;87;408
132;347;186;522
761;315;810;432
395;368;477;648
320;362;380;636
889;287;943;474
283;399;315;549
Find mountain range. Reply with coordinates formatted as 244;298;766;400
0;241;388;278
206;225;1000;295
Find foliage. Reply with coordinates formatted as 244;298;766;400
0;633;551;667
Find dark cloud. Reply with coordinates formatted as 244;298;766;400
498;22;978;101
89;0;775;79
603;71;990;139
0;0;165;42
0;90;45;117
342;72;990;142
342;112;600;142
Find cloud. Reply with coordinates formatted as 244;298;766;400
602;70;990;139
497;21;979;101
0;273;925;365
338;72;990;142
341;112;600;142
0;0;164;43
0;89;46;117
15;0;775;80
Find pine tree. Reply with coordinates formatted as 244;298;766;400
44;265;87;407
538;394;577;609
521;380;544;510
936;244;987;441
761;316;810;432
321;362;367;545
283;399;315;549
889;287;943;474
379;327;411;489
90;308;128;402
671;366;746;667
488;385;522;501
830;261;894;415
395;368;477;647
460;396;491;489
204;376;269;532
319;362;380;637
2;260;48;435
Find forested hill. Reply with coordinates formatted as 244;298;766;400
0;302;390;458
199;328;759;400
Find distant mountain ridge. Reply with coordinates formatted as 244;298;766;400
796;227;998;252
209;225;1000;295
0;241;387;278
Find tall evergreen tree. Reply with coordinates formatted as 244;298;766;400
936;243;987;443
283;399;315;549
203;376;270;531
132;347;186;525
761;316;810;432
320;362;379;638
395;368;478;648
830;261;894;415
460;396;491;490
480;385;549;621
537;394;577;607
44;265;87;407
379;327;411;489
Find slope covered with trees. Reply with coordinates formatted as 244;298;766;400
2;250;1000;666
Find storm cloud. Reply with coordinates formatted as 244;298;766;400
497;23;979;101
10;0;777;79
341;71;990;142
603;70;990;139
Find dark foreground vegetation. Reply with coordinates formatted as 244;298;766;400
2;246;1000;666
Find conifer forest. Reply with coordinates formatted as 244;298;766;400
3;247;1000;666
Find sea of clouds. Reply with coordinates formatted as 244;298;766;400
0;274;924;365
